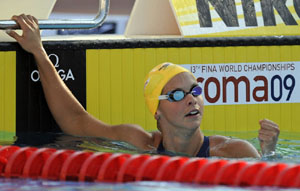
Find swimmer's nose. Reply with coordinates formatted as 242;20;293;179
186;93;197;105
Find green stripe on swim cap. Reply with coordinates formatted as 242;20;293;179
143;63;192;116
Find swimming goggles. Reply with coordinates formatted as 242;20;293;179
158;85;202;102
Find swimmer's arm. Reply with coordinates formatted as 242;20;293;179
7;14;88;135
210;136;260;158
7;15;155;150
62;112;155;150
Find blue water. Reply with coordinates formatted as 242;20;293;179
1;132;300;190
0;179;297;191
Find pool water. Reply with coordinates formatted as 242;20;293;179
0;179;297;191
10;132;300;161
1;132;300;190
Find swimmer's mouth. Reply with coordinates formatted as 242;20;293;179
185;110;200;117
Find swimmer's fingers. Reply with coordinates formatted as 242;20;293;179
258;131;276;142
10;14;39;33
32;16;39;25
6;30;21;42
259;119;279;129
259;119;280;137
12;14;30;31
6;15;28;42
25;15;39;29
6;14;42;54
6;16;23;42
258;131;278;147
259;128;279;140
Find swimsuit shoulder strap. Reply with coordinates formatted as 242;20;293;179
157;136;210;157
197;136;210;157
157;140;165;153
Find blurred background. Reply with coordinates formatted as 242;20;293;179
52;0;134;15
43;0;135;36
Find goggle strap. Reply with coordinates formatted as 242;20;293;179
158;95;169;100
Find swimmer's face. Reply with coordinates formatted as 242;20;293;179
156;72;204;130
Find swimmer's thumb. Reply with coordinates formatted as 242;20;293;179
6;30;21;41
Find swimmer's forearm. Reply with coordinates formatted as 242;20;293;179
260;142;276;156
7;14;96;136
33;48;87;135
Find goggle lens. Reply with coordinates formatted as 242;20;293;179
191;86;202;97
159;85;202;102
172;91;185;101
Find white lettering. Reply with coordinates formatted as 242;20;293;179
183;62;299;105
65;69;75;81
31;70;40;82
49;54;60;68
31;53;75;82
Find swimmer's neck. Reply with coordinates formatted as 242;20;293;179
160;127;204;157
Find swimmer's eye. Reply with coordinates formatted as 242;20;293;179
158;85;202;102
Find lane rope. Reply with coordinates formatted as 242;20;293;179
0;145;298;188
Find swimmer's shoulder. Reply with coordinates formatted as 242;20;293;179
108;124;160;150
209;135;260;158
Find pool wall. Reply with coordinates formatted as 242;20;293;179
0;36;300;140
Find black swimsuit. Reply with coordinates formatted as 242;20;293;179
157;136;210;157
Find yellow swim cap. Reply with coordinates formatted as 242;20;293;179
144;62;193;116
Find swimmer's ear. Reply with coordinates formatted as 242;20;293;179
154;111;161;120
155;111;162;132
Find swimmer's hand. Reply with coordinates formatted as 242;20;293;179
258;119;280;156
6;14;44;55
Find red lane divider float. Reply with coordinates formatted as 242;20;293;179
5;147;38;178
117;154;150;182
0;146;19;175
42;149;75;180
23;148;57;179
0;145;299;188
97;153;131;182
79;152;112;181
60;151;93;181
